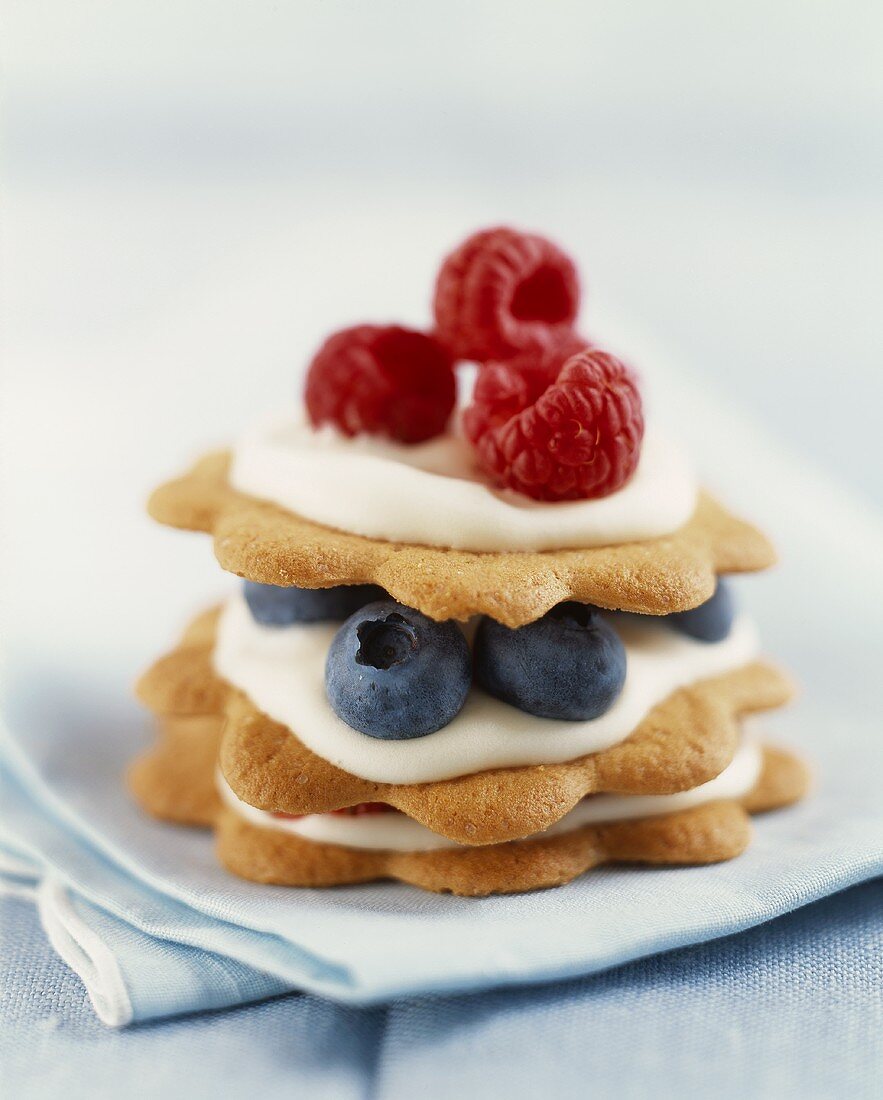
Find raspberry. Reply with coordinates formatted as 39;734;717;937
465;346;644;501
463;332;589;443
433;227;580;361
305;325;456;444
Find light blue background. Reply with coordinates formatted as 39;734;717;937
3;2;882;1094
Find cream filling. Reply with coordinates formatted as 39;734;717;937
216;738;762;852
213;593;759;785
228;413;698;552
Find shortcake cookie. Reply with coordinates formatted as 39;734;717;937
136;600;793;845
133;223;807;895
149;454;772;627
129;714;222;827
130;711;808;895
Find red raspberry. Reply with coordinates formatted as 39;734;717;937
465;346;644;502
433;227;580;361
305;325;456;444
463;332;589;442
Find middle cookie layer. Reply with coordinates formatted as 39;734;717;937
137;607;793;846
213;591;763;784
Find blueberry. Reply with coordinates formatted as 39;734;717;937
325;601;471;739
666;579;735;642
243;580;386;626
473;603;627;721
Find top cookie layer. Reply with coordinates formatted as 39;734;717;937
148;451;775;626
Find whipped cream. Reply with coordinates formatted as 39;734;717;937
216;739;762;851
228;413;697;552
213;593;760;785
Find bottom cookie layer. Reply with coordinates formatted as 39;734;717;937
129;715;222;827
129;718;808;895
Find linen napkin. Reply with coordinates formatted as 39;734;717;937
2;324;882;1026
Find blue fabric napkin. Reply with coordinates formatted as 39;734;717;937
5;881;880;1099
2;340;882;1027
0;832;291;1026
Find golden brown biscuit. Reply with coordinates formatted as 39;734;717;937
129;720;809;895
147;452;774;625
136;609;794;845
221;743;807;896
128;714;223;827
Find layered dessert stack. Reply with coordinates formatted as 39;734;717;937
132;227;808;896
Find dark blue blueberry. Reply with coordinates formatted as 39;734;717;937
243;580;386;626
473;602;627;721
666;579;735;642
325;601;471;739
